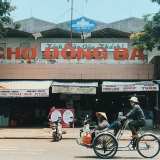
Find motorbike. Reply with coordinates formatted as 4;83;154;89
78;115;95;147
51;117;62;141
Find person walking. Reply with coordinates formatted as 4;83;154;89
121;96;145;138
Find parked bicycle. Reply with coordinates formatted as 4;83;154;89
77;116;160;159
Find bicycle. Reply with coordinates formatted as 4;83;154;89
77;117;160;159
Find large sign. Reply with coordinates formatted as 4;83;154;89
0;89;49;97
52;86;96;94
51;109;74;128
102;85;159;92
68;17;98;33
41;43;128;51
0;46;145;61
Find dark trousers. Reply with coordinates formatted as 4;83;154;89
91;132;95;143
128;120;145;135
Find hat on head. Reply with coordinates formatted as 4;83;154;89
96;112;107;120
129;96;138;103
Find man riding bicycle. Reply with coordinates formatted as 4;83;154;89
120;96;145;138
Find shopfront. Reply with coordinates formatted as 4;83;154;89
101;81;159;128
49;80;158;128
51;81;98;126
0;80;53;127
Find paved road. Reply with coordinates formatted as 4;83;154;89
0;139;159;160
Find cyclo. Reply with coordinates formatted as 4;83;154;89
76;115;160;159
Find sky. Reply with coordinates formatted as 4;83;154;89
10;0;160;24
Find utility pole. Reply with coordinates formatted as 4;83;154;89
67;0;88;43
82;30;84;43
71;0;73;43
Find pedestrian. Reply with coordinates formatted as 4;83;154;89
47;106;56;128
47;106;55;119
89;112;109;146
120;96;145;138
41;108;47;125
34;107;40;124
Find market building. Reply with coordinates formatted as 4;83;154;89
0;17;159;128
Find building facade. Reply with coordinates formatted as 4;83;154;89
0;17;159;128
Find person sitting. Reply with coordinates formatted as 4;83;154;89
120;96;145;138
89;112;109;146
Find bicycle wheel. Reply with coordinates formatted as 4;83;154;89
93;133;118;159
137;133;160;158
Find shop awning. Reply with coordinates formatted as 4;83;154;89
0;80;53;97
153;80;160;84
102;81;159;92
52;81;98;94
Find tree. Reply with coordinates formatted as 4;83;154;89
130;0;160;51
151;0;160;4
0;0;21;39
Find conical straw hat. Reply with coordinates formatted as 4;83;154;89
96;112;107;120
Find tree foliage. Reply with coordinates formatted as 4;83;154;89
151;0;160;4
0;0;21;38
130;0;160;51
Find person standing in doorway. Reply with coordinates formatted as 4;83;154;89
47;106;55;119
34;107;40;125
47;106;56;128
121;96;145;138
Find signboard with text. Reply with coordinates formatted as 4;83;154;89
52;86;96;94
41;43;128;51
0;89;49;97
68;17;98;33
0;45;145;64
102;85;159;92
51;109;74;128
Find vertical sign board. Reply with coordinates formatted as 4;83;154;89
51;109;74;128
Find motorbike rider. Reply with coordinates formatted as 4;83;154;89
89;112;109;146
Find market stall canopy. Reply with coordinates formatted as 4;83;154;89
0;80;53;97
102;81;159;92
52;81;98;94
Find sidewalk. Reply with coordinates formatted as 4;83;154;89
0;127;159;139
